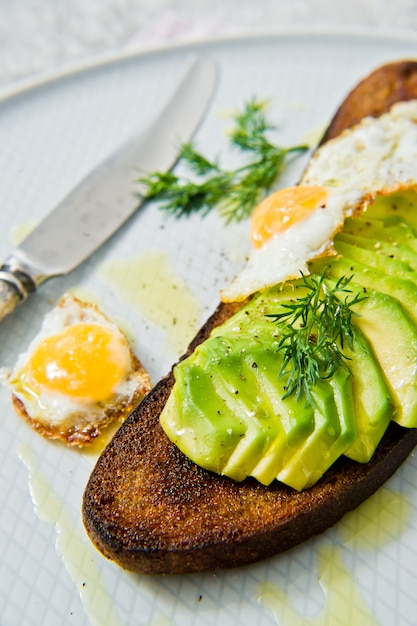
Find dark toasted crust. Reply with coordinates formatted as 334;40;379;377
320;60;417;144
83;60;417;574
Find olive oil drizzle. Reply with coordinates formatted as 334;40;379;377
258;544;379;626
18;445;125;626
257;486;411;626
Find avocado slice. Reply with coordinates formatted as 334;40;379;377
277;369;356;491
347;287;417;428
311;254;417;327
200;344;288;482
337;232;417;274
342;215;417;254
211;281;307;343
333;238;416;281
364;189;417;231
211;351;311;483
195;334;316;485
239;347;316;486
341;328;393;462
160;360;248;474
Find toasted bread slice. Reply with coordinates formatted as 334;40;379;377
82;60;417;575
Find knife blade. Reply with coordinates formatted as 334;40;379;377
0;56;218;322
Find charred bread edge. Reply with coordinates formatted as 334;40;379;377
320;59;417;144
82;60;417;575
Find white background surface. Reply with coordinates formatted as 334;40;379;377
2;0;417;92
2;4;417;626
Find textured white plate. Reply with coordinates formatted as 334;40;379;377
1;29;417;626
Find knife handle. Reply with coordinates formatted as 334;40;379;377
0;268;35;322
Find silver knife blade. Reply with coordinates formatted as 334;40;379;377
0;57;217;321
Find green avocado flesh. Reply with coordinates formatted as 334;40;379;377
160;190;417;491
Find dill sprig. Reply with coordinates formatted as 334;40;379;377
267;271;367;406
138;99;308;223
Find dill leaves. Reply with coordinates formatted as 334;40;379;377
138;99;308;223
267;272;367;405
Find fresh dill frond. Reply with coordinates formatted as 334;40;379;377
267;271;367;406
228;99;273;152
138;99;308;223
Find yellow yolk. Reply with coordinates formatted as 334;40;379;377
250;185;329;248
26;323;130;402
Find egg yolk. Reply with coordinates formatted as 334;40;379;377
250;185;328;248
26;323;130;402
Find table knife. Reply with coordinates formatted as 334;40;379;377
0;57;217;322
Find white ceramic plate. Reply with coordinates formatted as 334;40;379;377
1;29;417;626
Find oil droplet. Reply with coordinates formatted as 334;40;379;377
337;487;411;550
147;615;174;626
317;545;379;626
303;124;327;148
258;545;378;626
10;222;36;245
67;285;101;305
99;250;202;356
258;580;308;626
288;101;306;112
18;445;125;626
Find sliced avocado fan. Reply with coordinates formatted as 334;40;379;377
160;190;417;491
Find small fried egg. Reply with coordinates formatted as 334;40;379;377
221;100;417;302
1;294;151;445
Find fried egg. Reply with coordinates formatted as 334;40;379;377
1;294;151;445
221;100;417;302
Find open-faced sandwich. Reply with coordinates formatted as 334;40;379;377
82;60;417;575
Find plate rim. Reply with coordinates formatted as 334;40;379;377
1;24;417;104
